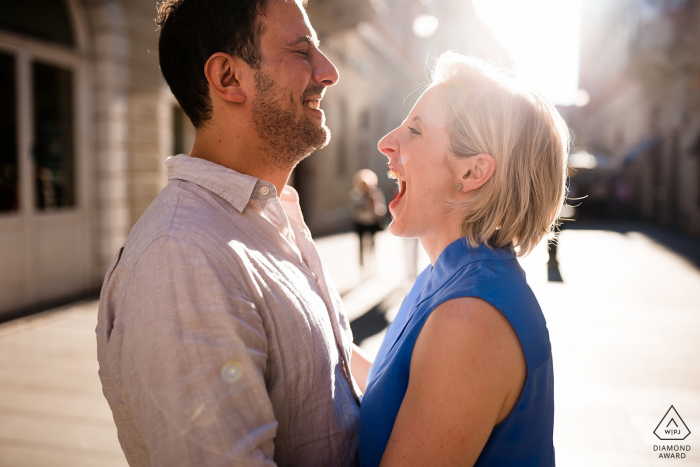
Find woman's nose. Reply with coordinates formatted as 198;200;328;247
378;129;399;160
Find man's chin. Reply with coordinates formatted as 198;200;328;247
315;125;331;150
302;117;331;151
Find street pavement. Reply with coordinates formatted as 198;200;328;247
0;223;699;466
525;224;700;466
0;301;125;466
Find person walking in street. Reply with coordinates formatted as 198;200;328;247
350;169;387;267
360;52;569;466
95;1;371;465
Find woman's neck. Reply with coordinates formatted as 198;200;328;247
419;220;465;266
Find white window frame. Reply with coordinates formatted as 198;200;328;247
0;14;89;220
0;0;94;312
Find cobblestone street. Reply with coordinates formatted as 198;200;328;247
0;223;699;466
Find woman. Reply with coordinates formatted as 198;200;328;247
358;52;568;466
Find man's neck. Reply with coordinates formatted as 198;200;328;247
188;120;292;196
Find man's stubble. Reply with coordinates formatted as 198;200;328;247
251;69;331;169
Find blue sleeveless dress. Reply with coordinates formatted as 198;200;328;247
359;239;555;466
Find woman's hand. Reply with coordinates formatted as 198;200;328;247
379;297;526;467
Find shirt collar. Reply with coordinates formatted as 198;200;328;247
418;238;516;305
166;154;277;212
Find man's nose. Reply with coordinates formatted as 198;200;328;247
313;50;339;87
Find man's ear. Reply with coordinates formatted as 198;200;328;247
456;153;496;193
203;53;247;104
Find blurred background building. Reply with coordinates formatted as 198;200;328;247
0;0;509;318
566;0;700;233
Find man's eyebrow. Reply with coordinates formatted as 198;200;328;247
288;35;320;48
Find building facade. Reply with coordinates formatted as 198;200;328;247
568;0;700;233
0;0;171;317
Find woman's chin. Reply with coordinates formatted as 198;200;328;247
388;219;408;238
388;197;414;237
388;221;399;236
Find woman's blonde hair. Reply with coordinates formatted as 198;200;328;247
431;52;570;256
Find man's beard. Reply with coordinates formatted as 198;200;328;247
251;69;331;169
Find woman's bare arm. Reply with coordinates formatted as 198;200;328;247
379;297;526;467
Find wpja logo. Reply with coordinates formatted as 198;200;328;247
653;406;691;459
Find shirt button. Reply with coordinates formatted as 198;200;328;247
281;227;288;236
259;186;270;196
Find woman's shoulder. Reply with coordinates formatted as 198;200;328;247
433;255;525;300
408;296;528;432
425;255;551;369
424;296;517;345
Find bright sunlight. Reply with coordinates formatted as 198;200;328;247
471;0;582;106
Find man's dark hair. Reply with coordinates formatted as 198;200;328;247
156;0;268;128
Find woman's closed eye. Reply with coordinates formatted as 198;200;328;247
407;126;421;136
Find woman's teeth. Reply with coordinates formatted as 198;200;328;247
305;100;320;109
387;168;405;182
387;168;407;198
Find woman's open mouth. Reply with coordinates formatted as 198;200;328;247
387;168;406;207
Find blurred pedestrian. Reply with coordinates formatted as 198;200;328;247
350;169;387;267
360;52;568;467
95;1;369;466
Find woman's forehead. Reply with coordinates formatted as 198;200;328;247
410;86;448;129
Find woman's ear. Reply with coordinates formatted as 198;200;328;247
203;53;247;104
456;153;496;193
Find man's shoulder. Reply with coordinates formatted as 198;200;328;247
131;179;242;244
114;180;251;272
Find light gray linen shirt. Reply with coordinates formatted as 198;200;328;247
96;155;361;467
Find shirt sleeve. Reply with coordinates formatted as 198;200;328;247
118;234;277;466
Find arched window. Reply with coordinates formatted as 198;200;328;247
0;0;73;46
0;0;90;315
0;0;77;213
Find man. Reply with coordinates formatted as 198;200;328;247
96;0;371;465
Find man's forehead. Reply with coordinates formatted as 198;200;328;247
261;0;317;44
